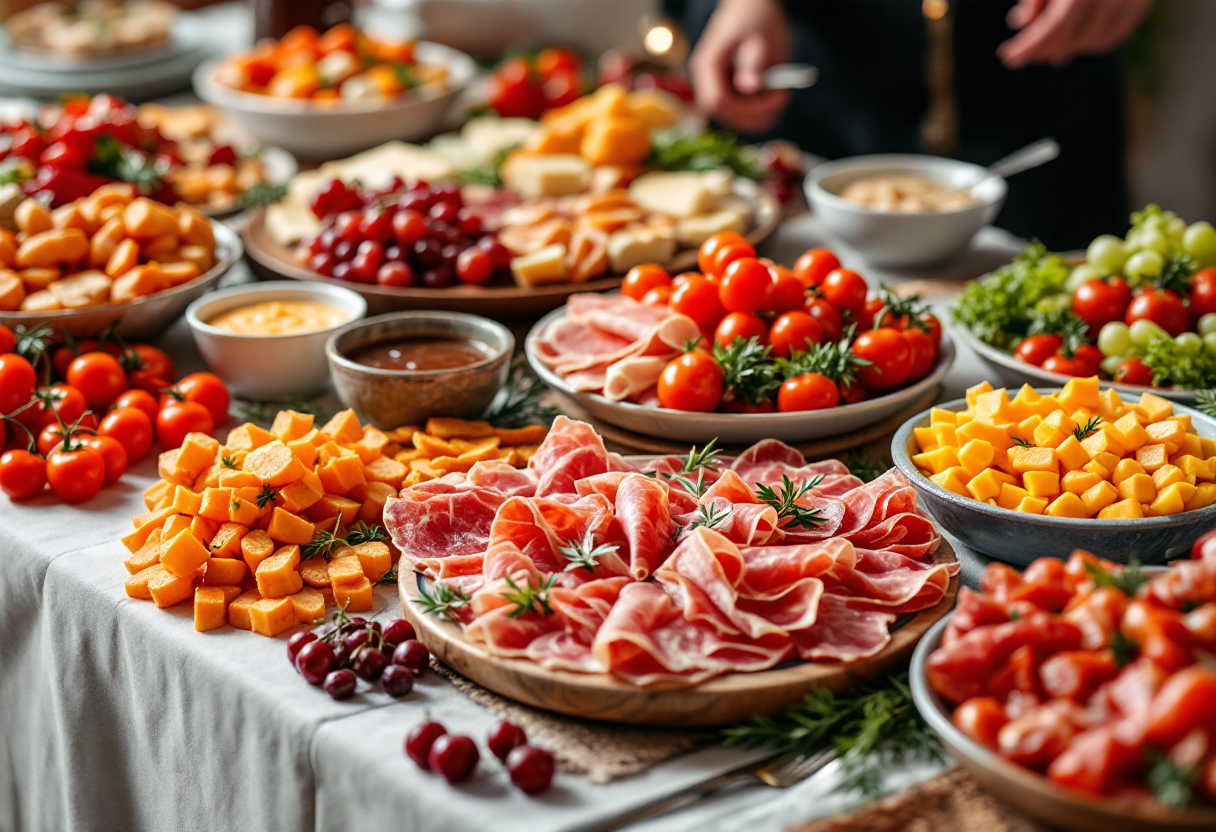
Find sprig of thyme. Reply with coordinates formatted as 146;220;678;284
754;474;825;530
687;503;732;532
301;521;389;561
481;357;560;428
1072;416;1103;442
255;483;279;509
559;530;619;574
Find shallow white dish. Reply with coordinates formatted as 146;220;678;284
952;322;1197;403
192;42;476;160
806;154;1005;269
525;305;956;445
186;280;367;401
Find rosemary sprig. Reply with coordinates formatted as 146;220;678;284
501;574;558;618
1194;389;1216;418
255;483;279;509
1085;557;1150;597
687;502;731;532
1072;416;1103;442
754;474;825;530
724;673;945;799
1012;437;1035;448
679;438;722;474
345;520;389;545
667;469;709;499
712;336;780;405
220;456;237;469
415;581;471;623
301;521;389;561
559;530;619;574
481;358;560;428
377;565;398;585
1148;750;1200;809
237;182;289;210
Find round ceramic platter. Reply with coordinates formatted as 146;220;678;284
399;538;958;727
525;305;957;444
0;221;241;341
953;323;1196;403
240;179;780;320
911;614;1216;832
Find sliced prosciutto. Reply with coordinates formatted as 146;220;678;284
387;417;956;686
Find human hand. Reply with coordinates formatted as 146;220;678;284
688;0;791;134
998;0;1153;69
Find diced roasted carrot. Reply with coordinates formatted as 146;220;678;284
240;528;275;572
148;565;195;608
194;587;229;632
256;545;303;599
244;440;307;486
266;507;315;545
249;597;296;636
204;556;249;586
228;590;262;630
333;576;373;612
290;587;326;624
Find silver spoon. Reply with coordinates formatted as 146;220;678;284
971;137;1060;190
759;64;819;91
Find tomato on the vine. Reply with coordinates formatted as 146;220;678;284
99;406;154;462
821;268;868;317
1014;334;1063;367
112;389;159;423
157;401;214;449
697;232;749;277
81;434;128;486
123;344;176;392
852;327;911;391
714;312;768;346
621;264;671;302
66;351;127;409
1042;353;1095;377
51;339;97;379
1125;289;1188;337
670;275;727;332
25;384;89;430
1114;357;1154;386
858;297;894;331
804;297;843;342
36;422;89;457
839;382;869;404
1073;344;1104;373
1071;277;1131;332
0;324;15;355
792;248;840;289
708;241;756;280
765;270;805;313
46;445;105;503
768;312;823;358
0;353;37;414
778;373;839;411
719;258;774;313
0;449;46;500
657;351;723;412
163;372;229;426
917;313;943;347
904;328;937;382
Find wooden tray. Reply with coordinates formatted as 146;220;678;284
398;539;958;727
553;385;940;458
240;180;781;323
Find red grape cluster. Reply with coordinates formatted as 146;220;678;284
288;609;430;700
299;178;513;289
406;718;555;793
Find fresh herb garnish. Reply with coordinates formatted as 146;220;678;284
776;326;871;390
237;182;288;210
237;397;330;424
229;500;240;512
724;673;944;798
755;474;825;530
501;574;558;618
301;521;389;561
1147;750;1200;809
221;456;237;469
649;128;767;180
559;530;619;574
841;449;889;483
1085;557;1150;597
951;241;1072;351
255;484;279;509
415;581;471;623
1109;630;1137;667
713;337;780;405
377;565;398;585
88;135;163;194
667;469;709;498
678;438;722;474
1012;437;1035;448
480;358;560;428
687;502;732;532
1072;416;1103;442
1195;389;1216;418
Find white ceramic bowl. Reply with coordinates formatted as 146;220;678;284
191;42;476;160
806;154;1006;269
186;280;367;400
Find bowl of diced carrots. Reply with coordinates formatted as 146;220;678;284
891;376;1216;565
192;24;475;160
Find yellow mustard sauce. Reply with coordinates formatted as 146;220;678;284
209;300;349;336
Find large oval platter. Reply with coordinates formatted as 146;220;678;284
399;538;958;727
240;179;780;321
526;305;956;445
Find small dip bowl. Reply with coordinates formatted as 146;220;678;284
186;280;367;400
326;311;514;429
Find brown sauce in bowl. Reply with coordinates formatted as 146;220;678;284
347;337;490;371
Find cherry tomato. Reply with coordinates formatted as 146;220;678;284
953;697;1008;749
1125;289;1188;337
792;248;840;289
804;298;843;341
156;401;214;450
1074;344;1104;373
455;248;493;285
765;271;806;313
535;47;580;80
858;297;894;331
0;324;14;354
657;352;723;412
1042;353;1096;377
1014;334;1063;367
640;285;673;306
852;327;911;391
66;352;127;410
904;327;937;382
45;445;105;503
718;258;774;313
486;59;547;119
112;389;159;423
697;232;749;276
541;68;582;108
1188;267;1216;319
714;312;768;347
0;449;46;500
28;384;88;430
669;275;727;332
1071;277;1131;332
917;313;943;347
777;373;840;411
51;340;96;379
821;268;868;317
80;434;128;486
839;381;869;404
671;271;703;287
621;264;672;302
99;406;154;462
164;372;229;426
37;422;89;457
768;312;823;358
1114;357;1153;386
123;344;175;392
708;241;756;280
0;353;37;414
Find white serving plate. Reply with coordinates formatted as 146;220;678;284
525;304;956;445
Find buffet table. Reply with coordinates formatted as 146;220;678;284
0;205;1023;832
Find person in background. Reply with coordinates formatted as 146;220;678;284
679;0;1154;250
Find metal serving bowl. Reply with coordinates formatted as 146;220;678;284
325;311;513;430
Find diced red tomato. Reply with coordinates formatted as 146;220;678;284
998;701;1086;772
1046;725;1143;796
1142;667;1216;748
953;697;1008;749
1040;650;1119;702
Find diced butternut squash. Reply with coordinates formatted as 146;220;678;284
199;487;235;522
1058;377;1100;412
256;545;303;599
327;555;365;589
930;407;957;425
189;515;218;545
1014;415;1042;444
1082;459;1112;479
364;456;407;488
266;507;315;545
271;410;315;441
291;587;326;624
148;565;195;608
320;408;363;444
914;427;938;451
225;423;275;451
931;424;958;448
352;541;392;583
974;389;1010;422
1023;471;1060;498
1137;444;1169;473
1152;464;1186;490
124;528;163;574
1097;498;1144;520
244;440;307;486
966;468;1008;502
1053;436;1090;472
965;381;994;407
1014;496;1048;515
333;576;373;612
203;556;249;586
1062;470;1102;496
1150;482;1196;516
228;590;262;630
1117;473;1156;504
175;432;221;476
1080;430;1123;460
1046;492;1088;518
913;446;959;475
1111;458;1145;485
207;521;246;558
1145;420;1187;455
1010;445;1057;474
1080;480;1119;516
1108;412;1149;452
351;481;397;523
241;528;275;572
300;557;331;588
1185;483;1216;511
249;597;297;637
317;453;366;494
1134;392;1173;423
124;563;158;600
957;439;995;478
194;587;229;632
998;483;1032;510
308;493;361;525
929;467;970;497
956;419;1012;451
160;528;211;579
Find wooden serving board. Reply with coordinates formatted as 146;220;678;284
398;539;958;727
553;385;941;458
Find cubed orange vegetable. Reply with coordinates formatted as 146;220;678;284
351;481;396;523
124;528;163;574
998;483;1032;510
300;557;331;588
1150;482;1196;516
1015;496;1048;515
1053;436;1091;472
290;587;326;624
198;487;235;522
1080;480;1119;516
1062;470;1102;495
1153;464;1186;490
317;453;366;495
913;446;959;475
203;556;248;586
175;433;221;477
913;427;938;451
271;410;315;441
1022;470;1060;498
1046;492;1087;518
148;565;195;608
1107;412;1148;452
1137;443;1168;473
225;423;276;451
327;554;365;590
1145;421;1187;455
207;521;246;558
321;408;363;444
241;528;275;572
352;541;392;583
249;597;297;637
1080;430;1123;460
194;587;229;632
930;407;957;425
228;590;262;630
364;456;407;489
256;545;303;599
266;507;315;545
965;381;994;407
1134;392;1173;423
308;493;361;525
160;529;211;579
1097;498;1144;520
1117;473;1156;504
189;515;219;546
244;440;307;486
1058;377;1100;412
1009;445;1058;474
124;563;158;600
956;439;995;478
333;576;373;612
1185;483;1216;511
928;467;970;497
143;479;174;511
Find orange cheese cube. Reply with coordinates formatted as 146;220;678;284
245;440;307;486
1009;445;1057;474
249;597;297;637
266;507;315;545
1136;444;1169;473
1062;470;1102;496
965;381;994;407
1097;498;1144;520
929;467;970;497
241;528;276;572
1134;392;1173;423
1150;482;1196;516
333;576;373;612
256;545;304;599
912;446;959;475
321;408;364;445
1046;492;1088;518
124;528;163;574
203;556;249;586
1058;377;1100;412
1080;430;1123;460
148;565;195;608
194;587;229;631
913;427;938;451
160;529;211;579
930;407;957;425
271;410;315;441
1022;470;1060;498
998;483;1032;510
1185;482;1216;511
207;521;247;558
956;439;995;478
1152;464;1187;490
1053;436;1091;472
228;590;262;630
352;541;392;583
1080;480;1119;516
1117;473;1156;504
1145;421;1187;455
290;587;327;624
1015;496;1048;515
1108;412;1148;452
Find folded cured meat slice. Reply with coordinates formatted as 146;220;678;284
534;296;699;377
565;293;674;341
826;547;954;614
531;315;632;372
738;537;857;600
488;494;625;576
603;356;669;402
466;460;537;497
614;474;676;579
525;576;633;672
731;440;861;497
832;470;941;557
529;416;609;497
384;480;509;577
791;595;898;662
